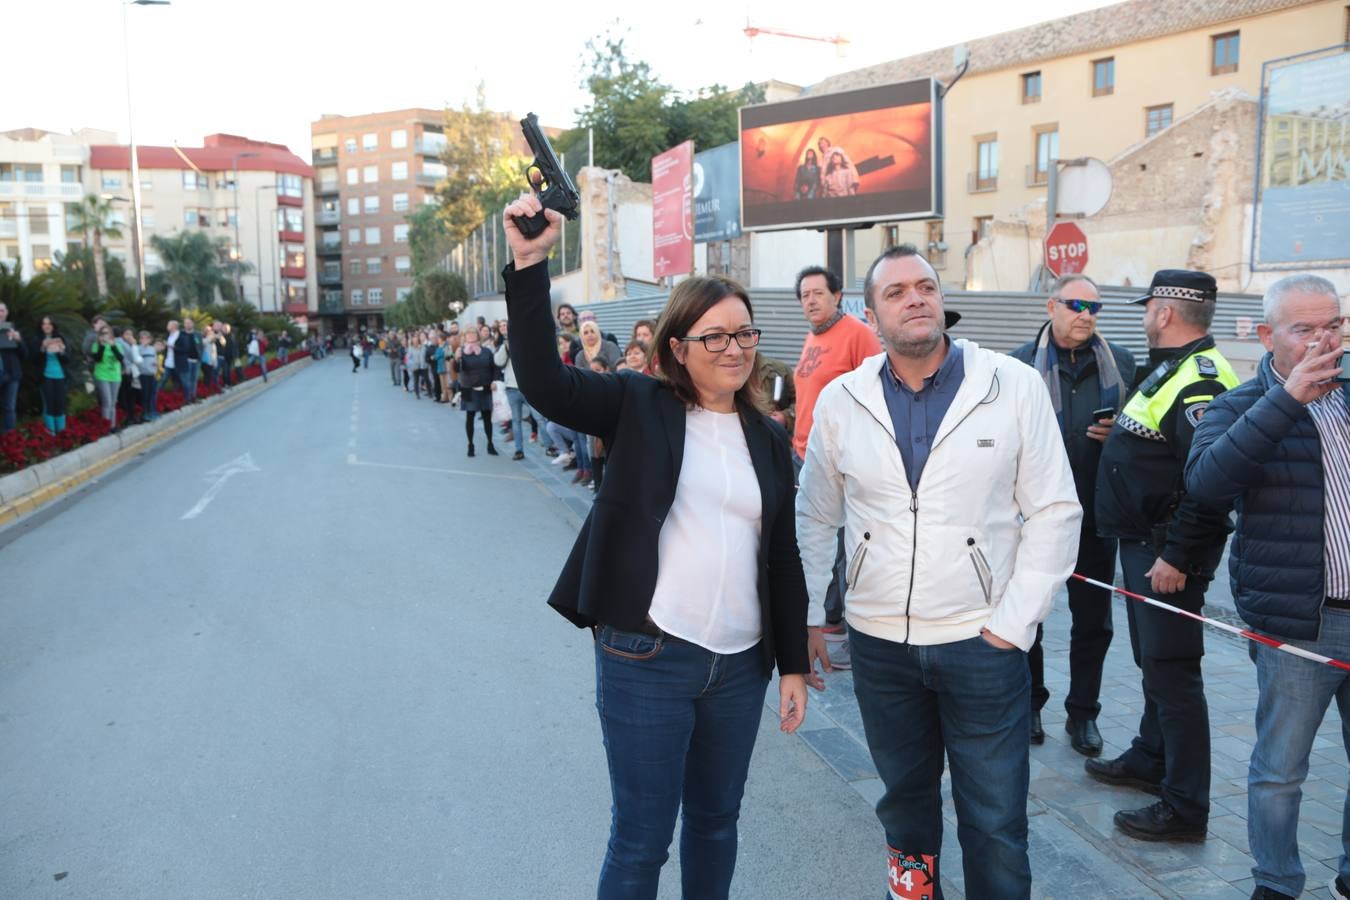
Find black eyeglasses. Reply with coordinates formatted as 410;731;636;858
1055;298;1103;315
678;329;762;352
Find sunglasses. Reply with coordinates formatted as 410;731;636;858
1056;298;1103;315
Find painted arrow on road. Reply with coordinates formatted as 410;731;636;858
180;452;260;520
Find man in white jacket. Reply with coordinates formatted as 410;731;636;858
796;244;1081;900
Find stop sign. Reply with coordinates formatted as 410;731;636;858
1044;221;1089;277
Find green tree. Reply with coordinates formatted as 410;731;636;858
406;204;456;278
575;34;672;178
436;84;528;242
65;195;124;298
147;232;245;310
0;260;89;417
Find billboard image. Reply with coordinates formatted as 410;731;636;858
693;142;741;243
739;79;939;231
652;141;694;278
1252;45;1350;269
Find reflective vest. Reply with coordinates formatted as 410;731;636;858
1117;346;1239;442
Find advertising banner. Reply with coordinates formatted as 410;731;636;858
1253;45;1350;269
652;141;694;278
693;142;742;243
739;79;939;231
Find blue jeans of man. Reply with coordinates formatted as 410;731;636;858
505;387;531;453
176;359;199;402
548;421;591;471
1248;607;1350;896
850;627;1032;899
594;627;767;900
248;354;268;381
0;375;18;433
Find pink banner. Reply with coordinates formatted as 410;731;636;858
652;141;694;278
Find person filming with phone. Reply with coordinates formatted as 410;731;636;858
1010;274;1136;754
501;191;809;900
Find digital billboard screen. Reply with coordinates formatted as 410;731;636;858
739;79;939;231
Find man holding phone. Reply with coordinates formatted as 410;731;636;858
1011;274;1135;753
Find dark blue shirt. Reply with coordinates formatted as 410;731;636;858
880;340;965;491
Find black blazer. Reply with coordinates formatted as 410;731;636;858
505;261;808;677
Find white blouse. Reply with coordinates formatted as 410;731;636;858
647;407;764;654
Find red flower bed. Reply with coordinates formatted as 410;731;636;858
0;351;310;475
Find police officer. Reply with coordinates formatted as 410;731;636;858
1087;269;1239;842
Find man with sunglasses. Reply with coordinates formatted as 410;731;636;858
1089;269;1240;843
1011;274;1136;753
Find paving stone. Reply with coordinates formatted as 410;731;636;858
1155;866;1248;898
799;727;877;782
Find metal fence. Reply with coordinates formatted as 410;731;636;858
572;286;1266;367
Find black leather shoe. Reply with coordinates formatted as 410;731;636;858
467;444;475;458
1066;717;1103;757
486;443;499;456
1114;800;1206;842
1084;756;1163;795
1029;711;1045;744
1250;886;1295;899
512;451;525;460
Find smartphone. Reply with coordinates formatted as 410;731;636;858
1092;406;1116;421
1338;349;1350;383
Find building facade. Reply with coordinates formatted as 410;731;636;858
309;109;447;337
88;134;317;321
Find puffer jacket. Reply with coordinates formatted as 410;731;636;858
1185;353;1345;640
796;341;1082;651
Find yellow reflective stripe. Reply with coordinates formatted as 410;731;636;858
1188;395;1216;403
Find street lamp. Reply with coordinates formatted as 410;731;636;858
254;184;274;311
121;0;170;294
231;150;258;306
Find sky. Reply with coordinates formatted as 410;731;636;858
10;0;1116;159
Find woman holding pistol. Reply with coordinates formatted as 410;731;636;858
502;193;809;900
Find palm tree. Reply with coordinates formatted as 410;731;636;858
66;195;124;298
147;232;249;310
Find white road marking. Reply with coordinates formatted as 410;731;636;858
345;456;532;482
181;452;260;520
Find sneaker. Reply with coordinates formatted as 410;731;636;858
551;452;574;467
1250;887;1295;900
544;446;558;457
827;639;851;670
530;433;538;443
1330;876;1350;899
512;450;525;461
562;459;578;471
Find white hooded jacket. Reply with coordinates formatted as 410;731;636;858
795;339;1082;651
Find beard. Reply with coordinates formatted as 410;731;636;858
883;323;944;359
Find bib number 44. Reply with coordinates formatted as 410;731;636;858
887;847;937;900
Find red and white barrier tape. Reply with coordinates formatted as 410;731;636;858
1072;573;1350;673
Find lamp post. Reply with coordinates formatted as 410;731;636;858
121;0;170;294
230;151;258;306
254;184;274;311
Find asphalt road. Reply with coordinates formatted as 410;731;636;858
0;357;884;899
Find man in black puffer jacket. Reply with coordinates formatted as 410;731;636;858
1186;273;1350;900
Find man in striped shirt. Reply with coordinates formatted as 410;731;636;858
1186;273;1350;900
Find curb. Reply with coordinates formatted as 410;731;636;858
0;357;314;528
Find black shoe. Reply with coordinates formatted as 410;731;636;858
545;447;559;457
512;451;525;460
1029;711;1045;745
486;443;498;456
1113;800;1206;843
1250;886;1295;899
1084;757;1163;795
1331;875;1350;900
1066;717;1103;757
467;444;475;458
562;459;578;471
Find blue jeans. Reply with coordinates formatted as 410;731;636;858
850;628;1032;900
248;354;268;381
505;387;531;452
594;627;767;900
1248;607;1350;896
548;422;591;471
0;375;18;433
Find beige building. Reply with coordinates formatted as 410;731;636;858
310;109;448;336
88;134;317;319
801;0;1347;291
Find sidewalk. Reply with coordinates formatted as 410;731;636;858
516;433;1346;899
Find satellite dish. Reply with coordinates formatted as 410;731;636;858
952;45;970;69
1056;158;1112;217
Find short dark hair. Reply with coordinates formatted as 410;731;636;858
862;244;942;310
795;266;841;299
653;276;766;413
556;303;577;318
631;318;656;339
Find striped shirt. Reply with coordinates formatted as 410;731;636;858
1273;369;1350;599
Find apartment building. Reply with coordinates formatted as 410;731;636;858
88;134;317;318
310;109;447;336
0;128;115;277
803;0;1346;290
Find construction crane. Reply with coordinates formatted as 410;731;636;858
743;21;850;55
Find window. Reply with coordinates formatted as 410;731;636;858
1092;58;1115;97
351;288;364;305
349;258;363;275
346;168;358;185
277;173;303;198
31;245;53;272
366;257;382;274
348;227;361;245
321;231;342;250
141;207;156;229
0;164;42;182
1145;104;1174;137
322;261;341;280
393;223;409;243
29;210;49;235
141;175;153;190
926;222;946;269
184;208;204;227
973;135;998;191
394;255;411;273
392;192;409;212
182;170;205;190
391;161;408;180
1032;126;1059;185
365;226;380;244
284;244;305;269
347;197;360;216
343;137;357;154
391;129;408;149
363;195;379;213
1212;31;1240;75
319;170;338;192
362;165;378;183
1021;71;1041;104
396;286;412;302
368;287;383;305
100;174;123;191
216;208;238;227
973;215;994;244
283;208;304;232
60;165;81;184
362;133;378;151
216;173;237;191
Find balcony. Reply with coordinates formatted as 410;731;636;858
312;149;338;165
0;181;83;202
966;172;998;193
279;229;305;243
415;172;444;188
280;265;306;280
319;270;343;286
1026;164;1049;188
317;240;342;257
317;209;340;226
316;181;339;197
319;292;345;315
0;220;16;239
285;301;310;315
415;136;447;157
